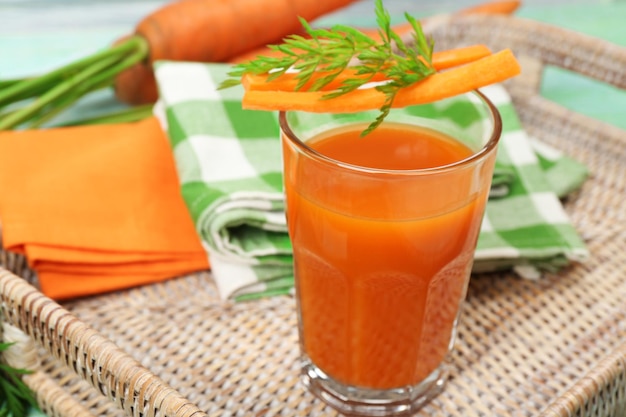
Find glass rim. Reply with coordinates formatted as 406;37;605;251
278;89;503;176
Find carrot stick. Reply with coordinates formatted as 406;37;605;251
431;44;493;69
393;49;520;107
241;44;492;92
242;69;387;92
241;49;520;113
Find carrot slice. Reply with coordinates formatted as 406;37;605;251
241;49;520;113
241;44;492;92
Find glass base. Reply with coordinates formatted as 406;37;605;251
301;359;448;416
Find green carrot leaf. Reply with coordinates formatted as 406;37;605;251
218;0;435;135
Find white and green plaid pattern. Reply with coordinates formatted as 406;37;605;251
472;85;589;276
154;62;588;300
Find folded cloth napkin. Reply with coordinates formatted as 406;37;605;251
0;117;210;300
154;61;589;300
468;85;589;277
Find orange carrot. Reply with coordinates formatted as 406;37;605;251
360;23;415;41
457;0;521;15
431;44;493;69
241;49;520;113
241;44;492;92
114;62;158;106
242;69;387;92
114;0;359;104
110;36;158;105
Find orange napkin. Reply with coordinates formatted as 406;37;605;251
0;117;209;299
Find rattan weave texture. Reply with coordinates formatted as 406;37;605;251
1;15;625;417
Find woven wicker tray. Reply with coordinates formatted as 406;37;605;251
1;15;625;417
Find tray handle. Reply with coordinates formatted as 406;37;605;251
0;268;207;417
426;14;626;148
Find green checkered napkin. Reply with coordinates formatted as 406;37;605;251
154;62;589;300
471;85;589;276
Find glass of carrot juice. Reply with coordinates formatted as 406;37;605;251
279;90;501;416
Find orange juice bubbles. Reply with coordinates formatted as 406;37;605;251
280;91;502;416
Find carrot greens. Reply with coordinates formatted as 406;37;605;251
220;0;436;135
0;37;148;130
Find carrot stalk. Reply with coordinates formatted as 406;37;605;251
241;44;492;92
0;38;146;108
53;105;154;127
0;54;123;130
241;49;521;113
0;39;148;131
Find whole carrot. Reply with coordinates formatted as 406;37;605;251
138;0;357;63
115;0;358;105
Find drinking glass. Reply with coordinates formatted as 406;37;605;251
279;90;502;416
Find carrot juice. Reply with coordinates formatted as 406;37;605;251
279;92;501;415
